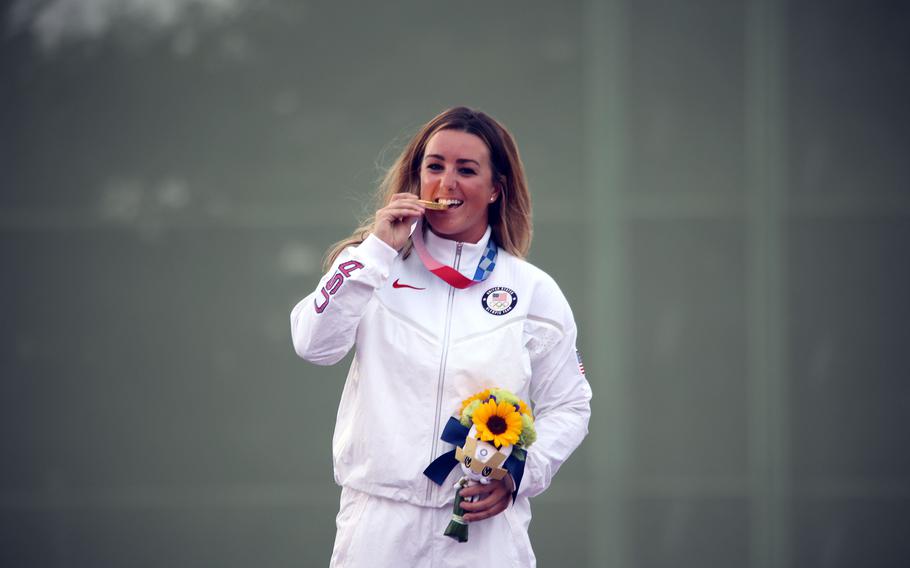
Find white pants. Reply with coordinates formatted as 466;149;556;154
330;486;536;567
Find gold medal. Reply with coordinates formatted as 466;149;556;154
417;200;450;210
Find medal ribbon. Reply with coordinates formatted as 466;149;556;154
411;220;497;289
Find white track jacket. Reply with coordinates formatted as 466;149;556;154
290;226;592;508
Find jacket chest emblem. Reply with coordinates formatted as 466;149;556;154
482;287;518;316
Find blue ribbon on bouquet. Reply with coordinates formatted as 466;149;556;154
422;417;525;501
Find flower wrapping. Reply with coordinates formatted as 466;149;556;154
423;388;536;542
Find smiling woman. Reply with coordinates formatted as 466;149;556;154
419;130;498;244
322;107;531;270
290;107;591;567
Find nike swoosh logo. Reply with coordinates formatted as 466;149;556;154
392;278;425;290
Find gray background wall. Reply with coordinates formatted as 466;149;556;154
2;1;908;566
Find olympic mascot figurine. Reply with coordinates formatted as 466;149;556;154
423;388;536;542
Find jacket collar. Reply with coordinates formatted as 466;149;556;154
422;225;493;279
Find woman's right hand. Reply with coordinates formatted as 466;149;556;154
372;192;425;251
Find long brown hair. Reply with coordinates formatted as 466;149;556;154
323;107;532;269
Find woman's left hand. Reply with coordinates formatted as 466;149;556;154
459;478;512;522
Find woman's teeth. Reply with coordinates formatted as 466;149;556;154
436;199;463;207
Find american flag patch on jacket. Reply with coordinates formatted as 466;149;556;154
576;349;585;375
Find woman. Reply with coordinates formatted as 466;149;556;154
291;107;591;567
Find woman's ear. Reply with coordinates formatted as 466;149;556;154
490;180;503;203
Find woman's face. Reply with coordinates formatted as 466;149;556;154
419;129;499;244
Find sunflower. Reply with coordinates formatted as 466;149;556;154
459;389;491;415
472;399;523;448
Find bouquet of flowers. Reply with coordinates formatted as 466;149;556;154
423;388;536;542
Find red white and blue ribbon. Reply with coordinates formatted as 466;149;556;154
411;220;498;289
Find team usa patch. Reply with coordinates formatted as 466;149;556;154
576;349;586;375
481;286;517;316
314;260;364;313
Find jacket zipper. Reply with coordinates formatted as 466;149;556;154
425;241;463;501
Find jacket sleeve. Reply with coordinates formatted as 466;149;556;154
517;286;593;499
290;234;399;366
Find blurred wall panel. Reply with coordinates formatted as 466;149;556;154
621;1;753;566
787;1;910;567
